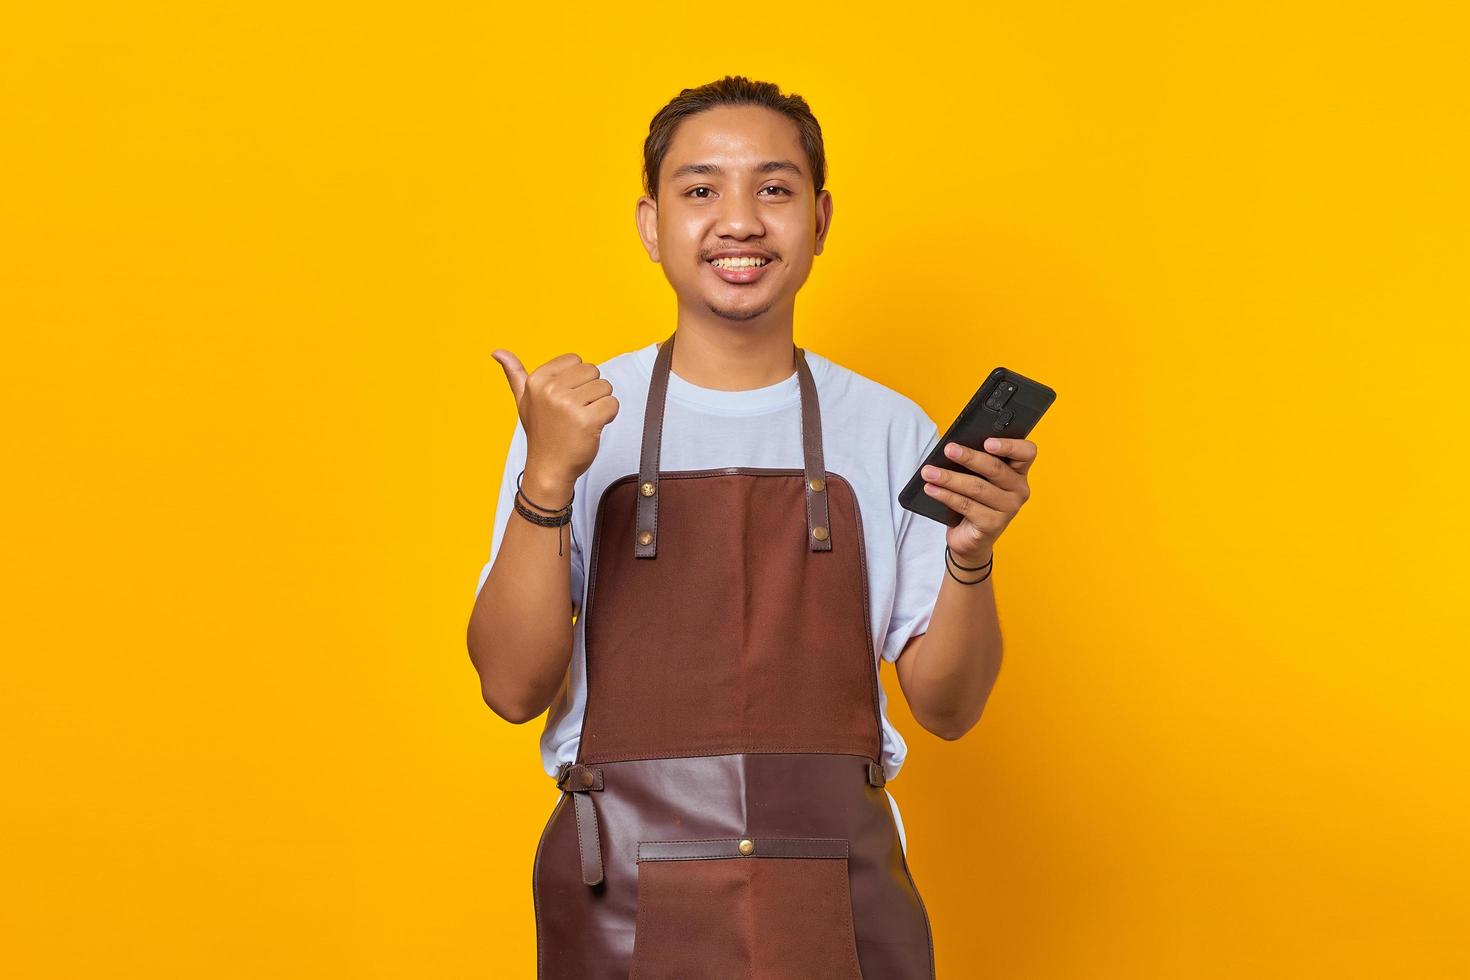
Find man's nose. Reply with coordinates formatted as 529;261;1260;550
715;191;764;235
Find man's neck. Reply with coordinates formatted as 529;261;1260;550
662;311;799;392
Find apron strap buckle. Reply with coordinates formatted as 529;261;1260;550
555;762;603;791
866;761;887;787
554;763;606;886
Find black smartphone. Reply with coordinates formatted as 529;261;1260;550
898;367;1057;527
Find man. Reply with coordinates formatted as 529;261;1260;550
468;75;1036;979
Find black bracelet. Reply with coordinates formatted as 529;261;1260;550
516;469;574;514
513;494;576;556
513;495;571;525
945;545;993;585
946;545;992;571
513;469;576;556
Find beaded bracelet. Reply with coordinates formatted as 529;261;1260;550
945;545;994;585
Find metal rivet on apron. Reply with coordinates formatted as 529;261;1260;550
808;476;825;492
577;768;594;789
640;481;655;497
738;838;755;855
812;526;828;541
638;531;653;545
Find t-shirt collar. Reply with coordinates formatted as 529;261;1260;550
632;341;827;417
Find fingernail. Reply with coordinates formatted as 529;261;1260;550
944;443;960;458
984;438;1001;451
922;465;938;479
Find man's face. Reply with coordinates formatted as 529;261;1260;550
636;105;832;324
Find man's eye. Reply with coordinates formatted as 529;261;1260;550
683;186;792;199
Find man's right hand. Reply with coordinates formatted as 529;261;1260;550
491;349;620;497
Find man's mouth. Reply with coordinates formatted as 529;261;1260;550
706;255;774;283
708;256;771;269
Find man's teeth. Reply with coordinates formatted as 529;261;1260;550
709;257;769;269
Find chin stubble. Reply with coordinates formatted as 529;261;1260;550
706;300;776;321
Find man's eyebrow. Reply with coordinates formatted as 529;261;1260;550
666;160;805;182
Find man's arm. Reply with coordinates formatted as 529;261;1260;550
467;348;619;724
467;464;578;724
893;561;1003;741
893;433;1037;740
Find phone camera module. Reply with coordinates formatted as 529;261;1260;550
984;381;1016;411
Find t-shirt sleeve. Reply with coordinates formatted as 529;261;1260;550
473;417;585;605
880;418;949;664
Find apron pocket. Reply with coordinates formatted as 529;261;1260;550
629;836;864;980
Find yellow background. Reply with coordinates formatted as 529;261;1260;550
3;2;1466;977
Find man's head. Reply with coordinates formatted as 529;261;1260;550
635;76;833;326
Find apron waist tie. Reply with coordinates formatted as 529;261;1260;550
555;763;605;886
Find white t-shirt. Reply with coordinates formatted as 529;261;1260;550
475;340;948;853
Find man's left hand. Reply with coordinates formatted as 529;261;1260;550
920;436;1038;565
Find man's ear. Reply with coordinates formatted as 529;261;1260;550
813;188;833;257
635;194;660;262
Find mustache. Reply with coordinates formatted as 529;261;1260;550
701;250;777;260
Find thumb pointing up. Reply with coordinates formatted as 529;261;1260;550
491;348;529;404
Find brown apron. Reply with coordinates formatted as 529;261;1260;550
532;331;936;978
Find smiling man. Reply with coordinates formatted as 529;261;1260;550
470;75;1035;979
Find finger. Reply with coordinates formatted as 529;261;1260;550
491;348;529;402
559;360;603;389
587;392;620;427
536;352;587;379
982;437;1038;473
921;462;1010;511
572;377;615;407
921;479;1008;533
940;440;1027;492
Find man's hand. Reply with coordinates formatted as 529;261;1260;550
491;349;620;491
919;436;1038;565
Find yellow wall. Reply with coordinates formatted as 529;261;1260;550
3;3;1465;977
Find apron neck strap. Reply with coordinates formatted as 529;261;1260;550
634;330;832;558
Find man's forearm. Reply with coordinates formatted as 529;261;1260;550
897;548;1003;741
467;468;577;724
